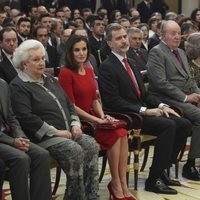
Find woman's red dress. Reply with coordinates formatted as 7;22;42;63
58;67;127;150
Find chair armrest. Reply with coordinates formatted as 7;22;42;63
124;112;143;129
81;120;96;137
104;111;133;130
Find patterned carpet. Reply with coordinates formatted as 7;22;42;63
2;144;200;200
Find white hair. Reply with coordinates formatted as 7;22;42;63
13;39;45;70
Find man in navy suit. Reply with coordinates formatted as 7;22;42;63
98;23;192;194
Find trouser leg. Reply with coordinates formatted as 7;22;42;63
47;140;85;200
28;142;52;200
76;134;99;200
0;144;30;200
141;116;176;180
0;159;5;200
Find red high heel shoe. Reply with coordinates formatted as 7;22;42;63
125;195;137;200
107;182;126;200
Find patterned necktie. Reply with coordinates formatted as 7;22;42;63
123;58;141;97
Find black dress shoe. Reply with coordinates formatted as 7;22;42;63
182;165;200;181
160;171;181;186
145;178;177;194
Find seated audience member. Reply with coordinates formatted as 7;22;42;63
51;18;63;47
130;16;141;28
179;23;198;51
148;20;162;50
58;35;136;200
147;20;200;181
88;15;106;62
138;23;149;51
164;11;177;21
57;28;73;66
16;17;32;45
0;27;18;83
185;32;200;87
0;78;51;200
0;159;5;200
119;18;131;30
33;25;59;76
9;39;99;200
98;23;192;194
190;8;200;30
127;27;148;71
148;16;158;38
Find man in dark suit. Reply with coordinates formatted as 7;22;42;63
16;17;32;45
0;79;52;200
98;23;192;194
88;15;106;63
147;20;200;181
0;27;18;83
34;25;59;76
137;0;153;23
127;27;148;71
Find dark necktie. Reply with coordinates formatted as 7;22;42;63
123;58;141;97
173;49;183;66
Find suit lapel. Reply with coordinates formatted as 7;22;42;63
160;42;188;78
110;54;144;99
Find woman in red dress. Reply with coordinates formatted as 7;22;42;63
59;35;136;200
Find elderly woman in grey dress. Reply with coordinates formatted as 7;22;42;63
9;39;99;200
185;32;200;87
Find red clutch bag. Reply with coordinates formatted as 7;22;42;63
95;120;127;130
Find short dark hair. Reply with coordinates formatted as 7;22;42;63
32;25;48;38
88;15;103;27
17;17;31;26
0;27;17;41
64;35;89;72
38;13;50;22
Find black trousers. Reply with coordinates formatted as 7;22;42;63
0;159;5;200
141;115;192;180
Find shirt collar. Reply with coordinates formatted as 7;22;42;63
112;51;126;62
18;71;46;84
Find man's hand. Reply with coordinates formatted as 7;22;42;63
186;93;200;104
55;130;72;139
145;108;163;116
162;106;181;118
13;137;30;152
71;125;82;140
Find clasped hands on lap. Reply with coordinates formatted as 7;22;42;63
55;125;82;140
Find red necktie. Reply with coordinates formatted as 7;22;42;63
123;58;141;97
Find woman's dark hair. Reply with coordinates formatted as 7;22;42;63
190;8;200;22
65;35;89;72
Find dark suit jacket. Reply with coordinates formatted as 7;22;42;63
0;51;17;83
89;54;98;76
98;53;161;113
127;48;148;71
137;1;153;23
149;33;161;51
0;79;26;145
46;45;59;69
